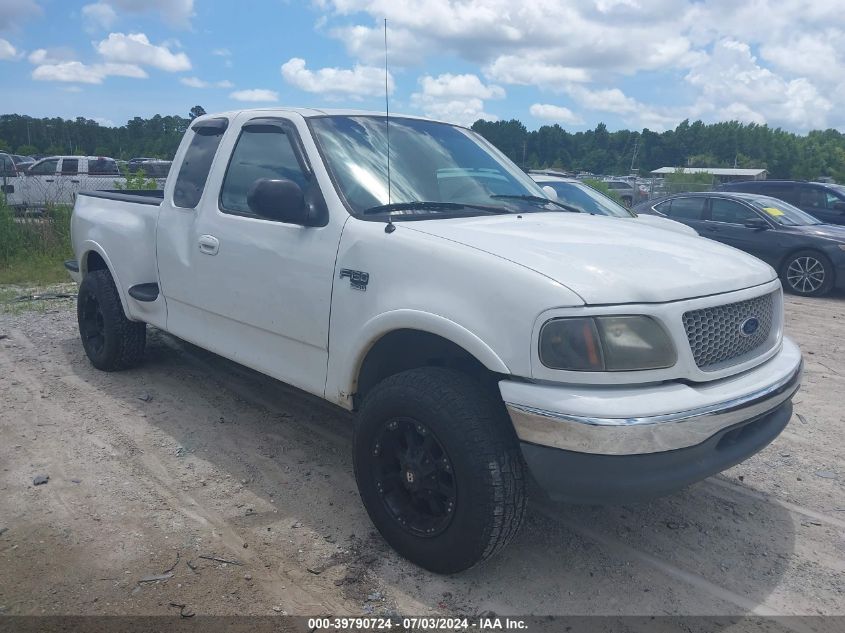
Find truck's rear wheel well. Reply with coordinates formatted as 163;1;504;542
85;251;107;274
354;329;500;409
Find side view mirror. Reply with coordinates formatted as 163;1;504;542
247;178;309;225
541;185;558;201
744;218;769;230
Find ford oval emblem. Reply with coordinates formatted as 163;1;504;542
740;317;760;337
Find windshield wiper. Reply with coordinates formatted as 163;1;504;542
362;201;509;216
490;194;582;213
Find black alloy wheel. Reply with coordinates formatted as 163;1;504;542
371;416;456;538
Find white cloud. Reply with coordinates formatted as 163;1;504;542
485;56;591;86
0;0;41;30
565;86;639;115
685;38;832;129
84;0;194;28
96;32;191;72
411;73;504;125
417;73;504;100
529;103;584;125
181;76;233;88
230;88;279;102
281;57;392;99
32;60;147;84
211;48;231;57
314;0;845;131
82;3;118;30
0;38;20;61
28;47;76;65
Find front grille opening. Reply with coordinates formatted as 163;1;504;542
682;292;776;370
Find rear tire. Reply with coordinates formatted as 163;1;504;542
353;367;526;574
77;269;146;371
781;250;834;297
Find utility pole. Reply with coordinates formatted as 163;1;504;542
629;137;639;174
522;140;527;169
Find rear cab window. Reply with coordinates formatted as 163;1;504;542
173;118;228;208
60;159;79;175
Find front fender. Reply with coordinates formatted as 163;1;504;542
326;309;511;409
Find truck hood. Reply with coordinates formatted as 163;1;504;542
405;213;776;304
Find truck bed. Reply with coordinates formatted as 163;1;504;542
78;189;164;205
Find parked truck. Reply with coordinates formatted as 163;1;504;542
66;109;803;573
1;155;167;212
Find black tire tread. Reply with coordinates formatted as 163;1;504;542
78;269;146;371
355;367;526;572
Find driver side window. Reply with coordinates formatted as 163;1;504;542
709;198;759;224
220;124;308;217
30;159;58;175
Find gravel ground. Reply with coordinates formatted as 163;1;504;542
0;285;843;618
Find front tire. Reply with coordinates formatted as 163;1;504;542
354;368;526;574
77;269;146;371
781;250;834;297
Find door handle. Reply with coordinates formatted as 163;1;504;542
45;179;54;182
198;234;220;255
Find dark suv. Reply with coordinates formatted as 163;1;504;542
719;180;845;225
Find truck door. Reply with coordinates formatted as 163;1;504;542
58;157;82;204
156;114;345;398
1;154;23;208
25;158;59;208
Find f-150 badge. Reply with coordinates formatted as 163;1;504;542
340;269;369;291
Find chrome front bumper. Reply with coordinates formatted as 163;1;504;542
502;337;803;456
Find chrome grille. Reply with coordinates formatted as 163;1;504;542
682;292;775;370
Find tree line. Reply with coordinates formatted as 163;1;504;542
472;119;845;181
0;107;206;161
2;108;844;181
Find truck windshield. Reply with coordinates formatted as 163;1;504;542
536;181;633;217
309;115;550;218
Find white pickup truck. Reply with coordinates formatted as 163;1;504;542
1;155;167;212
66;108;803;574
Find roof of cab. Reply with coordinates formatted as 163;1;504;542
193;107;453;126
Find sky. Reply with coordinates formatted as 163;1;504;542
0;0;843;133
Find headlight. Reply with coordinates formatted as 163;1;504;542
540;315;676;371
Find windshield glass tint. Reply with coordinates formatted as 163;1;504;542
749;196;821;226
539;181;632;217
310;116;545;216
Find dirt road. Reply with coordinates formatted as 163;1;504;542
0;288;843;617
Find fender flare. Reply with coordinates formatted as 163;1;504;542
336;309;511;400
78;240;132;318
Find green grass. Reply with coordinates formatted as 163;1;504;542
0;203;73;286
0;255;70;285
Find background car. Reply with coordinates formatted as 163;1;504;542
635;191;845;296
127;157;156;171
602;178;648;207
718;180;845;226
530;173;698;236
11;154;35;172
